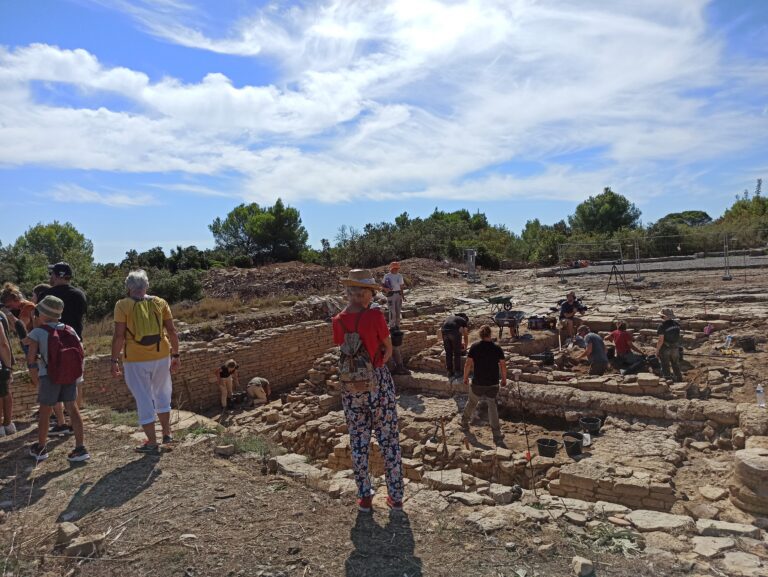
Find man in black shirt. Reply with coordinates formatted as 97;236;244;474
40;262;88;430
441;313;469;384
655;308;683;382
559;291;584;338
462;325;507;445
40;263;87;339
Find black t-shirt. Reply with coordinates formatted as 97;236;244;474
560;301;577;319
40;284;88;339
220;365;234;378
442;315;468;333
657;320;681;346
468;340;505;387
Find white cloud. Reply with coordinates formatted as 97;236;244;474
1;0;767;207
46;184;157;207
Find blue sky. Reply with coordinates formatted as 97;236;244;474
1;0;767;263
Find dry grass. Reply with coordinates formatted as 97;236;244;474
89;406;140;427
170;295;301;324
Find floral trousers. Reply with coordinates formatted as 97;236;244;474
341;367;404;502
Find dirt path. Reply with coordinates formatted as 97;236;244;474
1;422;688;577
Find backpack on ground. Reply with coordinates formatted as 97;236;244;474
41;324;84;385
337;309;376;394
126;296;164;351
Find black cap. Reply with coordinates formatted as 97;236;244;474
48;262;73;278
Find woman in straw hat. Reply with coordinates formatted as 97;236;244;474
333;269;404;512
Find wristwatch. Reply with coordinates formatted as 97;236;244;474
171;353;180;358
110;359;120;364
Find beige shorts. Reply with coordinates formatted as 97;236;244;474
247;384;267;402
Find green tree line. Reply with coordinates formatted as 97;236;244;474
1;183;765;321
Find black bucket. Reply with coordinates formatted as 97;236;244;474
390;328;404;347
738;336;756;353
579;417;602;435
537;438;559;458
563;432;584;458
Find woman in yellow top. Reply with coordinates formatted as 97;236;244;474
109;270;180;454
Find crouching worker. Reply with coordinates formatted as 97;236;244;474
247;377;271;405
576;325;609;376
605;321;645;368
215;359;240;410
333;269;404;513
26;296;89;463
462;325;507;446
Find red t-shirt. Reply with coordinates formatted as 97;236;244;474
332;307;390;368
610;329;634;355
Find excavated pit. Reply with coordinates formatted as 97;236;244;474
216;305;767;523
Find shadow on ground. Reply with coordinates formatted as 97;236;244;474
0;429;72;510
57;453;161;522
345;511;422;577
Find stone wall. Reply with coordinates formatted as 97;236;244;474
549;460;677;511
11;320;338;415
395;373;739;430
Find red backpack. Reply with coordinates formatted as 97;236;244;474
41;324;84;385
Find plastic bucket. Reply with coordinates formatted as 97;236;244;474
536;438;559;458
563;432;584;458
579;417;602;435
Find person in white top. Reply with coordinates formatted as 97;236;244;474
382;261;406;328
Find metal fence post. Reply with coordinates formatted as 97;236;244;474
557;244;567;284
722;234;732;281
633;238;644;282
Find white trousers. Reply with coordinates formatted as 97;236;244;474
123;357;173;426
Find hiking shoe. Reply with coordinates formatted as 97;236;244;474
135;442;160;455
460;419;469;430
49;425;73;437
386;496;403;511
67;446;91;463
29;443;49;462
357;495;373;513
162;435;174;445
4;422;16;435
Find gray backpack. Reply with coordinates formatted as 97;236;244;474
337;309;376;393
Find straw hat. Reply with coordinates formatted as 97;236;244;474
225;359;238;370
659;308;677;320
390;261;400;270
340;269;379;291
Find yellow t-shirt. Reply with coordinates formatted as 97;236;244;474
114;297;173;363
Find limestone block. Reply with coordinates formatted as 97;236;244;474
691;536;735;559
626;510;694;532
700;486;728;501
695;519;761;539
422;468;464;492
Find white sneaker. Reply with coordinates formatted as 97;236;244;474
4;422;16;435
